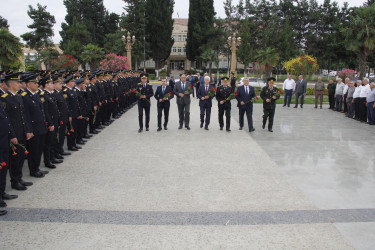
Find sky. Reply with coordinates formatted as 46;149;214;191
1;0;367;43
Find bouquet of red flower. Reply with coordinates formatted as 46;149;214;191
207;88;217;98
225;92;237;102
163;92;173;101
185;85;194;93
10;143;29;156
134;90;150;104
0;162;6;170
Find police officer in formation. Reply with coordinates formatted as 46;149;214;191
260;77;280;132
216;77;232;132
0;69;139;216
136;73;154;132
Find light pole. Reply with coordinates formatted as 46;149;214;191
143;10;146;72
122;31;135;71
227;33;241;75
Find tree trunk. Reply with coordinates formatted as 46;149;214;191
358;50;367;80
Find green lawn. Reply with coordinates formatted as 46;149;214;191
253;96;329;105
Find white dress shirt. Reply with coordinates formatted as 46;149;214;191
283;79;296;90
343;84;349;95
360;84;371;98
353;85;362;99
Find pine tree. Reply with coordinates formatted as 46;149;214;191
63;17;91;61
145;0;174;70
21;4;56;52
0;16;9;29
0;28;23;71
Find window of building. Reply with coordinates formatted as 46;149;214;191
172;35;176;41
183;35;187;41
172;47;177;53
177;47;182;53
178;35;182;41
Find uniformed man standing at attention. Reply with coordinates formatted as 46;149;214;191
260;77;280;132
216;77;232;132
136;73;154;132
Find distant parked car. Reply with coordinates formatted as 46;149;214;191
237;78;266;88
329;71;337;77
322;70;329;76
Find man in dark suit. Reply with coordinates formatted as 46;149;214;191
294;75;307;108
236;77;256;132
173;74;193;130
1;73;34;191
154;78;174;131
216;77;232;131
169;76;175;92
197;76;215;130
22;75;50;177
0;79;18;215
136;73;154;133
260;78;280;132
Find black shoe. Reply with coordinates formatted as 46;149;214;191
45;164;56;169
30;171;45;178
138;128;143;133
204;127;209;130
20;180;33;186
178;125;183;129
220;127;223;131
164;126;168;130
0;210;7;216
249;128;255;132
75;145;82;149
97;125;104;129
2;193;18;200
157;128;162;132
39;169;49;174
146;128;149;131
55;154;64;160
268;129;273;132
0;200;6;208
51;159;63;164
200;123;203;128
11;182;27;191
186;126;191;130
300;105;303;108
262;124;265;129
239;127;243;130
293;106;297;108
90;130;99;134
283;105;286;107
77;141;85;145
68;147;78;151
226;129;231;132
83;134;92;139
61;151;71;156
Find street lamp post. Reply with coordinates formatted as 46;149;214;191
227;33;241;75
122;31;135;71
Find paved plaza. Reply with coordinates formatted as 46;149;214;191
0;97;374;249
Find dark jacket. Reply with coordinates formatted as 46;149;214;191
21;89;48;136
216;85;233;108
236;85;256;108
154;85;174;102
197;84;215;108
260;86;281;109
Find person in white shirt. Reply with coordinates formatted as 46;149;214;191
334;78;345;112
282;75;295;107
353;80;362;120
359;78;371;122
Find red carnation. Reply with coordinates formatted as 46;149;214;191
190;85;193;88
12;153;17;156
60;121;64;125
278;90;283;93
25;151;29;155
214;88;217;91
1;162;6;167
134;90;136;93
256;96;259;100
234;91;238;95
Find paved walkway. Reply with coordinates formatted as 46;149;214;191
1;97;374;249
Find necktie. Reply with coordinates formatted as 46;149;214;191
246;87;248;95
182;83;185;92
206;86;208;94
163;87;165;94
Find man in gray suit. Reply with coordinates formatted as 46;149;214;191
173;74;194;130
294;75;307;108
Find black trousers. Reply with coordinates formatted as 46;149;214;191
9;139;27;184
27;134;46;174
43;130;56;165
177;103;190;127
263;108;276;130
0;147;9;195
218;105;231;129
359;97;367;122
67;119;78;148
239;104;253;129
329;94;335;109
138;103;150;129
56;122;67;154
354;98;361;119
295;92;305;107
157;101;170;128
200;105;212;127
343;93;348;112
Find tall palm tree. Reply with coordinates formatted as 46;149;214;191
0;28;23;71
80;43;105;70
254;47;280;79
200;48;218;75
342;4;375;79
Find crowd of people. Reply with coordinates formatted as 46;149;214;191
0;70;141;216
282;75;375;124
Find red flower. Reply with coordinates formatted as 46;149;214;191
1;162;6;167
278;90;283;93
190;85;194;88
12;153;17;156
13;147;16;150
234;91;238;95
134;90;136;93
214;88;217;91
61;121;64;125
256;96;259;100
25;151;29;155
169;92;172;95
